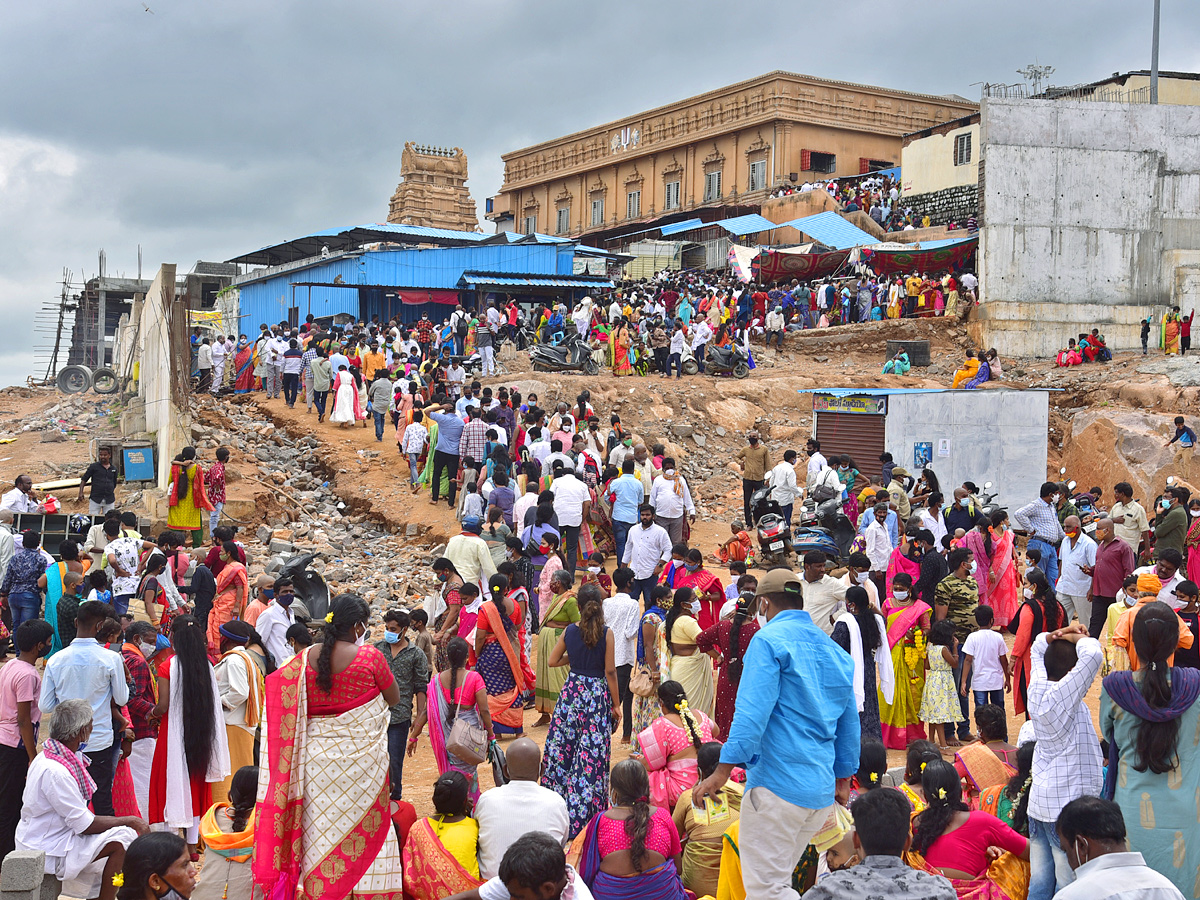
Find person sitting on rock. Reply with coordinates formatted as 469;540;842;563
1056;338;1083;368
951;350;980;388
882;350;911;376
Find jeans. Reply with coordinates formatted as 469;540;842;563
8;591;40;630
561;524;581;577
373;411;386;441
615;664;632;740
1028;815;1074;900
89;499;115;515
972;688;1005;710
1027;538;1060;586
408;452;422;485
743;479;764;525
667;352;682;378
282;372;299;406
386;720;410;800
767;330;783;349
613;519;634;567
632;575;656;607
209;501;224;533
779;503;793;526
432;450;459;504
654;347;668;374
313;390;328;418
85;745;116;817
694;343;707;373
952;652;972;739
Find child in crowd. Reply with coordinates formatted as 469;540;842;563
1103;574;1140;673
921;619;964;749
85;568;112;605
960;605;1010;710
724;560;747;603
459;482;484;523
457;456;479;519
57;573;87;647
716;521;753;566
410;608;435;671
196;765;258;900
285;622;313;660
850;739;889;801
1024;546;1041;576
949;528;967;550
580;551;612;597
1173;580;1200;669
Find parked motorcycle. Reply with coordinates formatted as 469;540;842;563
704;344;751;379
751;487;794;567
530;331;600;375
277;552;330;622
793;497;857;564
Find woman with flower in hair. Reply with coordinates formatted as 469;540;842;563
636;680;718;810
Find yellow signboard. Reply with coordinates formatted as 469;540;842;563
812;394;887;415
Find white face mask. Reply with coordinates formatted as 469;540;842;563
1024;587;1035;599
138;641;157;659
855;571;870;585
1052;494;1061;504
892;590;909;601
689;600;701;614
969;560;978;575
587;566;601;574
755;613;767;627
354;626;367;648
1192;510;1200;518
664;468;676;476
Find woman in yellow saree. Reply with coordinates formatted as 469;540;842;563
1164;310;1181;354
658;588;715;720
253;594;404;900
402;771;483;900
167;446;212;548
878;571;931;749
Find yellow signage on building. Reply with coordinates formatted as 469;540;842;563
813;394;887;415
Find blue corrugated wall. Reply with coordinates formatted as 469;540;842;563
236;244;572;328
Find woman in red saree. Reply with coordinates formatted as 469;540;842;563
232;338;255;392
254;594;403;900
205;542;248;655
878;571;932;750
612;322;634;376
473;574;527;738
961;511;1019;627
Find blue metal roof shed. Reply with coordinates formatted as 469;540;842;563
777;212;879;250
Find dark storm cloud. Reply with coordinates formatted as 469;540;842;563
0;0;1196;388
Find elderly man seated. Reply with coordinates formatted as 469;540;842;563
15;698;147;900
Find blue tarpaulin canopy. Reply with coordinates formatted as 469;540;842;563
777;212;879;250
659;218;705;236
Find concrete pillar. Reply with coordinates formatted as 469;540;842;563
97;289;107;368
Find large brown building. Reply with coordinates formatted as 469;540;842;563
487;71;977;241
388;142;479;232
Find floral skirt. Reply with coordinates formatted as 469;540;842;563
541;673;614;838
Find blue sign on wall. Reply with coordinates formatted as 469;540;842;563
122;445;156;482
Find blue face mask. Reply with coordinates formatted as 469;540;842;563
382;630;402;644
77;741;88;753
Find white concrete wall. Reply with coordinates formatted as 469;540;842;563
901;123;980;196
884;389;1048;513
136;264;190;489
978;97;1200;356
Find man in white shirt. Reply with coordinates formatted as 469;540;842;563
864;503;894;577
1053;795;1186;900
0;475;42;515
840;552;879;607
767;450;802;526
604;568;641;744
210;334;228;393
446;361;466;399
255;576;297;664
444;517;497;590
105;522;143;616
196;338;214;392
1026;627;1104;900
473;740;570;879
540;440;574;479
550;466;590;578
799;550;848;636
527;428;551;467
648;459;694;545
1057;515;1097;627
804;439;828;487
621;505;672;606
264;330;289;399
1131;549;1185;608
690;320;713;373
608;298;623;324
1109;482;1151;556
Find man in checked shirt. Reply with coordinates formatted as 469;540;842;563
1025;623;1104;900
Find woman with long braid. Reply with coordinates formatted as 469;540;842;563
696;590;760;736
254;594;404;900
636;680;718;809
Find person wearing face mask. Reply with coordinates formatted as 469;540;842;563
659;588;716;721
692;567;858;900
1153;486;1189;557
696;590;761;738
253;575;297;666
1056;514;1097;631
256;594;404;898
735;431;771;526
878;571;931;749
118;622;162;822
1009;569;1066;719
831;585;894;742
205;542;248;656
841;551;880;607
649;458;695;546
371;608;429;803
1052;796;1186;900
212;620;271;806
934;548;979;742
673;549;725;632
1014;481;1066;587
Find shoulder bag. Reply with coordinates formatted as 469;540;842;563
445;693;488;765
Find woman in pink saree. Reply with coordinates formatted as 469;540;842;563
878;571;932;750
961;510;1019;627
636;680;717;809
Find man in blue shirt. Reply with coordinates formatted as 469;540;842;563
1169;415;1196;449
858;503;899;547
424;402;467;508
608;459;645;564
39;599;129;817
693;567;859;900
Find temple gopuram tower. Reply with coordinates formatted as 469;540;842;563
387;143;479;232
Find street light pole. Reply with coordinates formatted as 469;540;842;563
1151;0;1160;104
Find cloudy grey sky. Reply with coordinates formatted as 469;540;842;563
2;0;1196;388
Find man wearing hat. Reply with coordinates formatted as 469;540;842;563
887;467;912;520
444;514;496;592
693;565;859;900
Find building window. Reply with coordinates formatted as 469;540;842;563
704;171;722;202
664;180;681;210
809;151;836;174
954;133;972;166
748;159;767;192
556;207;570;234
591;198;604;226
626;190;641;219
522;214;536;235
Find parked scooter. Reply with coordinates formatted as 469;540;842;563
277;552;330;622
704;344;751;379
751;487;794;567
530;331;599;375
792;497;857;564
